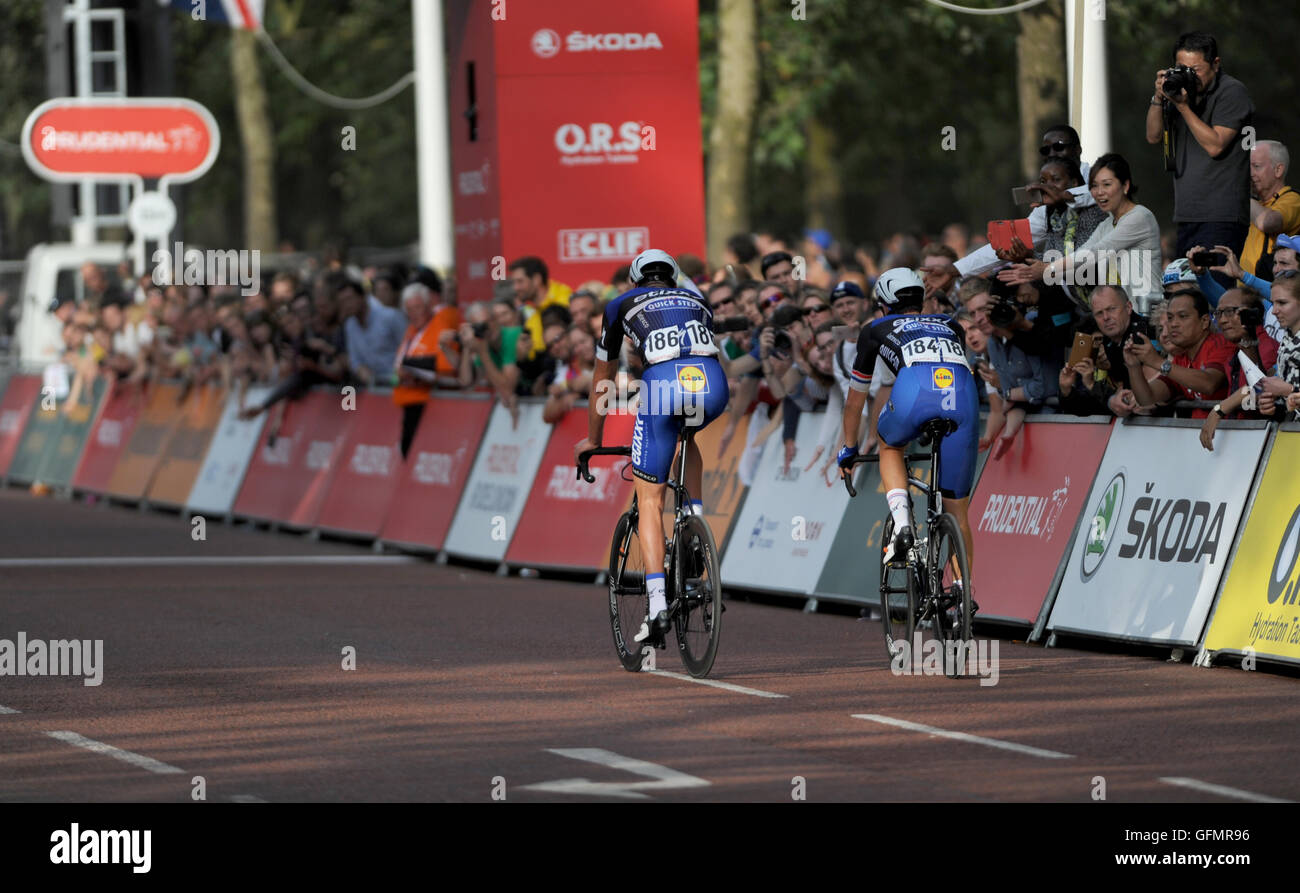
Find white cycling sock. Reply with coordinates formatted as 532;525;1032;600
647;573;667;616
886;489;911;533
690;499;704;516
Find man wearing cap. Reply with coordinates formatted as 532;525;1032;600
1242;140;1300;278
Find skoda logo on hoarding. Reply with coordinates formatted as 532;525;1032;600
1081;471;1125;580
532;29;561;58
1268;504;1300;605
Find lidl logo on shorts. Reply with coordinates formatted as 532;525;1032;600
677;364;708;394
931;366;954;390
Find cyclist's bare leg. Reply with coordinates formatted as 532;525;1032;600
878;442;907;493
945;495;974;579
636;478;667;575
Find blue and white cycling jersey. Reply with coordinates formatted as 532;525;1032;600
596;286;721;367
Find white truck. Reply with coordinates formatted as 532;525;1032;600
11;242;128;370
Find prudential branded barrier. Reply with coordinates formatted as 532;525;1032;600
1048;418;1270;647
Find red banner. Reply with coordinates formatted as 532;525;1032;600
71;380;144;494
505;408;635;570
968;419;1114;623
0;375;42;479
232;392;357;526
22;98;219;182
315;395;405;538
450;0;704;301
379;396;493;551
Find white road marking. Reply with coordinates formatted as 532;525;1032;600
852;714;1074;760
647;670;788;699
520;747;711;800
229;794;268;803
0;555;416;569
1158;776;1292;803
0;705;20;714
46;731;185;775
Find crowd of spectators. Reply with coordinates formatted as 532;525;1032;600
33;30;1300;471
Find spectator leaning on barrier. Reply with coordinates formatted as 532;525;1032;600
1059;284;1154;418
1243;141;1300;279
1202;272;1300;447
390;284;461;458
1146;31;1255;283
340;277;407;387
1216;286;1279;389
457;301;522;403
1125;289;1231;418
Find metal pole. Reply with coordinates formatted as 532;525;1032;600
411;0;454;275
1065;0;1111;166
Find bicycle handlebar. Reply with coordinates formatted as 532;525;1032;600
839;450;934;497
575;446;633;483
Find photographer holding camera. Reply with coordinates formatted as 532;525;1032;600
1145;32;1255;287
1058;284;1153;417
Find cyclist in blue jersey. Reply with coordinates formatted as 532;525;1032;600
574;249;729;645
835;268;981;598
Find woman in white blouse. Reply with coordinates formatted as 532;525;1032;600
999;153;1163;312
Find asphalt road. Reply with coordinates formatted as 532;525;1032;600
1;488;1297;804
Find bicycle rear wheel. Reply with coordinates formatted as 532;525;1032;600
608;509;650;672
930;513;973;678
673;514;722;678
879;517;915;663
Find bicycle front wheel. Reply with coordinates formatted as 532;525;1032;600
608;510;650;672
673;514;722;678
930;513;973;678
879;516;915;663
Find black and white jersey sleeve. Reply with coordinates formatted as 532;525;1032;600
848;313;969;393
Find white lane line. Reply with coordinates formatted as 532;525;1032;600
1158;776;1292;803
520;748;711;800
46;731;185;775
0;705;20;714
852;714;1074;760
229;794;268;803
0;555;415;568
648;670;788;699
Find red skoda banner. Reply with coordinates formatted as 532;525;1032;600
315;394;405;538
22;98;220;182
449;0;704;300
505;408;635;570
379;395;493;552
968;418;1113;624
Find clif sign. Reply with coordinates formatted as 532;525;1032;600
22;98;220;183
558;227;648;262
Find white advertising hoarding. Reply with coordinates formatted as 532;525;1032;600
1048;421;1269;646
443;402;551;561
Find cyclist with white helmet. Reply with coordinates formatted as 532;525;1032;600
574;249;729;646
836;268;981;606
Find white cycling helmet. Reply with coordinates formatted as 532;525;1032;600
873;267;926;308
630;249;682;286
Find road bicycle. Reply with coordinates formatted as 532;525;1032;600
577;427;722;678
842;418;973;677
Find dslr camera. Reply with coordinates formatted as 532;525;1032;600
1161;64;1199;101
987;276;1023;328
471;321;490;339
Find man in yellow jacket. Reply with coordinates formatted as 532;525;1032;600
508;256;571;359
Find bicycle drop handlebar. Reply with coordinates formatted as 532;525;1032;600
575;446;633;483
839;449;934;498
